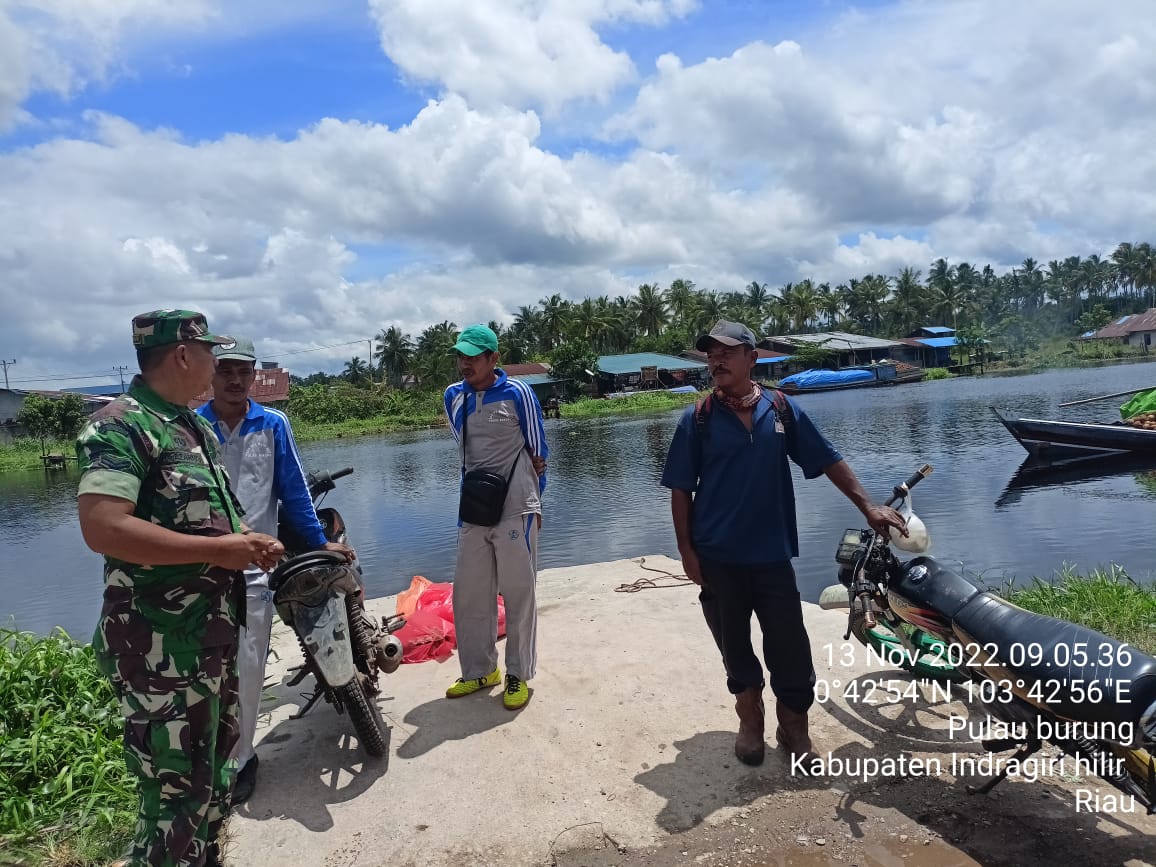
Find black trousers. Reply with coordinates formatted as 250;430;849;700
698;557;816;712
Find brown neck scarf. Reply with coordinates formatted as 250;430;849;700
713;382;762;412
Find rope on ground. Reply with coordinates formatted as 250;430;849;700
614;556;694;592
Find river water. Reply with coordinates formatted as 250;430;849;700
5;363;1156;640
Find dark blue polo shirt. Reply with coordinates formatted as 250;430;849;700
661;391;842;566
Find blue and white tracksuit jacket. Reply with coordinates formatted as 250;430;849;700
196;401;327;547
196;399;326;765
444;368;548;518
444;368;549;682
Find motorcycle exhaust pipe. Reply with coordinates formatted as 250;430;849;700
375;634;404;674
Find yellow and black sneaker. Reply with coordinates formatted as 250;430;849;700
446;667;501;698
503;674;529;710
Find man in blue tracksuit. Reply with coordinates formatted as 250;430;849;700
443;325;549;710
197;336;351;802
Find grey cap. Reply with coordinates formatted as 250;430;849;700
213;335;256;362
695;319;756;351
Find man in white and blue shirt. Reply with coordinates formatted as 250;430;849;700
197;336;351;802
443;324;548;710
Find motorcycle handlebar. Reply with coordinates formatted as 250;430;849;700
885;463;933;507
307;466;354;493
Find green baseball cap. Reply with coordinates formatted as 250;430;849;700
132;309;234;350
452;324;499;356
213;335;257;362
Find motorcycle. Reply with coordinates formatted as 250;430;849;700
819;464;1156;812
269;466;405;758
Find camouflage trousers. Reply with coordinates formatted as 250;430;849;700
99;642;240;867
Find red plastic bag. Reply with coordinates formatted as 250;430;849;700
393;576;507;664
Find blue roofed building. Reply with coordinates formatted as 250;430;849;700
594;352;708;396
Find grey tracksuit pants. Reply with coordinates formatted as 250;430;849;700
233;568;274;767
453;512;539;681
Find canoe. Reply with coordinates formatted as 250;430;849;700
778;361;924;395
991;407;1156;463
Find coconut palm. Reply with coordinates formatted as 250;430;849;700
666;279;697;324
633;283;669;337
745;281;771;323
890;267;925;335
343;357;371;386
374;325;414;388
539;294;569;350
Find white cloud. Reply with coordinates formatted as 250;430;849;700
0;1;216;129
2;0;1155;383
368;0;697;113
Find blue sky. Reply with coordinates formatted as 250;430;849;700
0;0;1152;382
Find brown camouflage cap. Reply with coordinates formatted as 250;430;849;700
131;309;234;349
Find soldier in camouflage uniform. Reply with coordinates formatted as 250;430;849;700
77;310;285;867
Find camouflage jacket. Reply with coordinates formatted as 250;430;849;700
77;376;246;656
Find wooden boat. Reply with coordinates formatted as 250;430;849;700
991;407;1156;463
778;361;924;395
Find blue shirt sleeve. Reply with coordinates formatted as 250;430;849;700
444;384;463;445
512;380;549;495
781;396;842;479
660;406;699;492
271;414;328;549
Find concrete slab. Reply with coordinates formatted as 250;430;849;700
227;555;1156;867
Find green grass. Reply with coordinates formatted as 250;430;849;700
560;390;703;418
1004;566;1156;655
922;367;952;380
290;412;447;443
0;628;135;867
0;439;73;473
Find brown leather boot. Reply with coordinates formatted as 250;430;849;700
775;702;820;773
733;687;765;766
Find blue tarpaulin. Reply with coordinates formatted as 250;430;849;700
779;368;874;388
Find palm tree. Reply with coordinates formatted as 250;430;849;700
816;283;842;330
343;356;371;386
890;267;924;335
782;280;820;332
374;325;414;388
665;279;697;323
633;283;669;337
745;281;771;323
539;294;569;350
413;321;459;389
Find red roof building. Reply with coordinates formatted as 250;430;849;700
189;367;291;409
501;362;551;376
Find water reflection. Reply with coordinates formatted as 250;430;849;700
996;455;1156;509
4;363;1156;638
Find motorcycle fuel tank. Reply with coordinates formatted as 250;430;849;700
887;556;982;640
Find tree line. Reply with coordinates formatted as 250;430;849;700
290;241;1156;392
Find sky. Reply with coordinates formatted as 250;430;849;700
1;0;1154;386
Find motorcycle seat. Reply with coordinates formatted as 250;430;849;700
952;592;1156;729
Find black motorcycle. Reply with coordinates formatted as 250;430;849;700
820;465;1156;812
269;466;405;758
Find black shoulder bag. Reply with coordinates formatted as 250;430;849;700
457;395;522;526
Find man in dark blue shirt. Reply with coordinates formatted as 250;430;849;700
661;319;905;767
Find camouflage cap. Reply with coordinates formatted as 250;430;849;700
131;309;234;350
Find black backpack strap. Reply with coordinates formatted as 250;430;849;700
694;394;712;438
768;388;793;434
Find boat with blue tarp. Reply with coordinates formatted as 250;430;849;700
777;361;924;395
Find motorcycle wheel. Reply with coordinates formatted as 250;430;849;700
337;676;388;758
849;609;967;684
